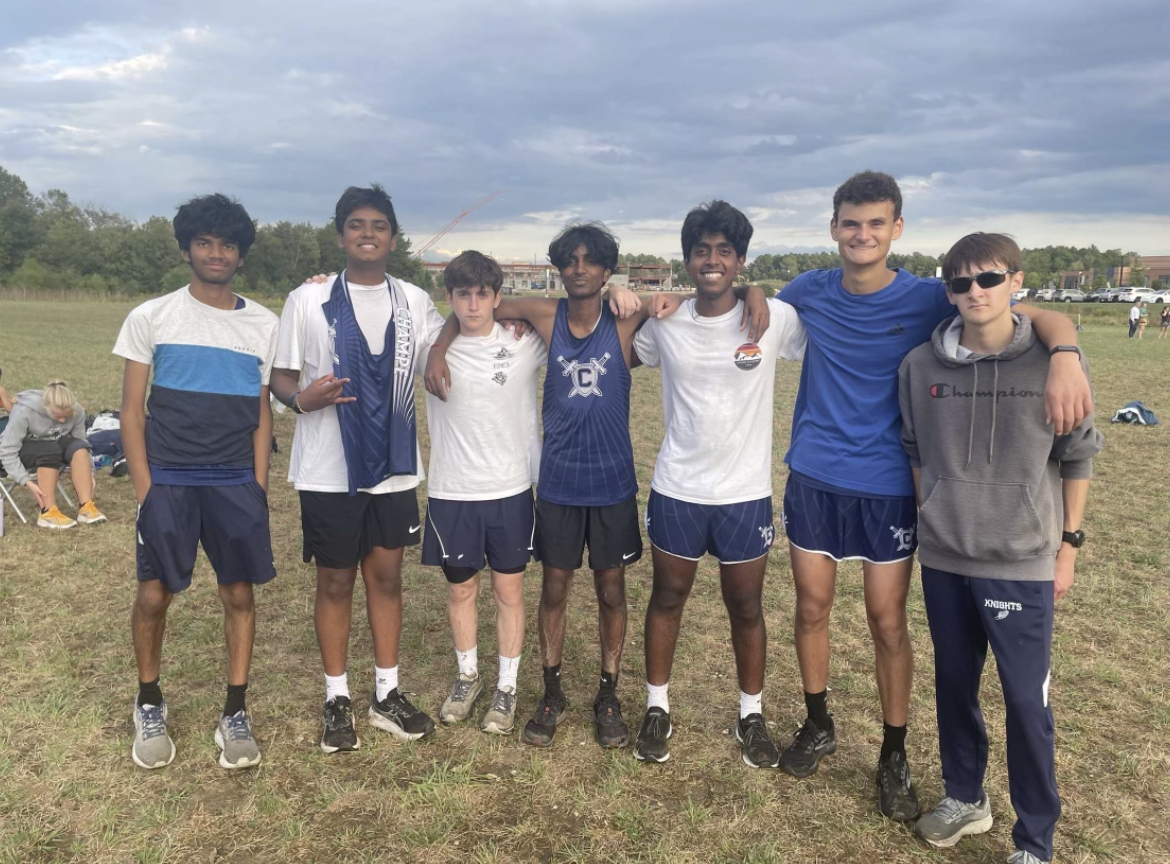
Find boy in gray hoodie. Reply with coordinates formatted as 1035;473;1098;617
898;233;1104;864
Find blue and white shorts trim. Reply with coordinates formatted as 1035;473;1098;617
422;489;535;574
781;472;918;564
645;490;774;564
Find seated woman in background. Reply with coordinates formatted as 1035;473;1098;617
0;380;106;528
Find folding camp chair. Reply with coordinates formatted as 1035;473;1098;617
0;465;76;526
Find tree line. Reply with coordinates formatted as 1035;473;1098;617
0;165;1147;298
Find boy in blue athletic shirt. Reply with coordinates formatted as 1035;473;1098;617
776;171;1092;821
116;194;279;771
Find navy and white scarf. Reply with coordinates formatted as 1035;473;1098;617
322;271;418;495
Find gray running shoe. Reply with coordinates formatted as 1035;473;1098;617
480;686;518;735
440;672;484;724
215;710;262;769
1006;851;1049;864
915;795;993;848
131;701;175;769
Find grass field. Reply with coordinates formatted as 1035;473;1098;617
1;299;1167;864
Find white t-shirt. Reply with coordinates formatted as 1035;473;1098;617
634;297;806;505
423;324;546;501
274;276;444;493
1130;304;1141;322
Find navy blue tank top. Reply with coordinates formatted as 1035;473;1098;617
538;300;637;506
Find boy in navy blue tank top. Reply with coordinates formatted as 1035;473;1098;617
775;171;1093;823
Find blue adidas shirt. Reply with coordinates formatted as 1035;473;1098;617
782;268;953;498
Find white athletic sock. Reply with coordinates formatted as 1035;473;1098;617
374;665;398;701
456;646;478;678
497;654;520;691
325;672;349;703
647;682;670;713
740;689;763;719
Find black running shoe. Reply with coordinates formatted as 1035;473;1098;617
368;689;435;741
735;713;780;768
320;696;360;753
593;689;630;748
877;751;920;821
520;690;569;747
779;715;836;777
634;707;672;763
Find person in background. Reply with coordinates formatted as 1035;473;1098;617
0;380;105;529
1158;305;1169;339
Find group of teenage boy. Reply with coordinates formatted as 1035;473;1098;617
116;171;1101;864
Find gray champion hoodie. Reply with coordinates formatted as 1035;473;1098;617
897;314;1105;581
0;389;89;485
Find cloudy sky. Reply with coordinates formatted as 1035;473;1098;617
2;0;1167;262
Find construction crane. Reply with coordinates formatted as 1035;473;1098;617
412;190;503;258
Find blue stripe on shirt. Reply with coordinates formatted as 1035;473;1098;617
152;343;263;397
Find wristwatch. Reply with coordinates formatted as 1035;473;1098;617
1061;529;1086;548
1049;345;1082;358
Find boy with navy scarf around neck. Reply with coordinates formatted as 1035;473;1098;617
271;185;445;753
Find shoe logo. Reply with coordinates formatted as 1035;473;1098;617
408;524;421;534
622;551;637;561
890;525;914;552
758;523;775;546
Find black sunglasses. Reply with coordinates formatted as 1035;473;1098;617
946;269;1018;293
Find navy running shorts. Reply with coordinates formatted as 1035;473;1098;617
781;472;918;563
646;489;775;564
534;494;643;571
422;490;535;582
136;481;276;593
299;488;420;570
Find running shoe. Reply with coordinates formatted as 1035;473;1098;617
634;707;672;763
593;689;630;748
915;795;993;847
735;713;780;768
1006;851;1049;864
779;715;836;777
368;689;435;741
38;506;76;529
77;501;107;524
439;672;484;724
877;751;920;821
480;686;517;735
320;696;360;753
215;710;261;769
520;690;569;747
132;701;175;769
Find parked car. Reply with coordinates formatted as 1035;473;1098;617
1118;287;1157;304
1054;289;1086;302
1150;289;1170;304
1034;287;1057;302
1011;288;1029;301
1085;289;1112;303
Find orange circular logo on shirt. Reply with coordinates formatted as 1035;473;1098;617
734;343;762;371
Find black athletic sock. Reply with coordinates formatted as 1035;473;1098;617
804;690;830;729
223;683;248;717
880;722;907;762
598;670;618;694
543;664;564;697
138;678;163;708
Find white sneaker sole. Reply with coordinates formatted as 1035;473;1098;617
38;519;76;529
77;513;107;524
214;727;261;769
481;715;516;735
919;813;994;848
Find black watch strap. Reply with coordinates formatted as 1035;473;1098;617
1049;344;1082;358
1062;529;1085;548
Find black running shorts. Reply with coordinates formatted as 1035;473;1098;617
534;494;643;571
299;488;420;569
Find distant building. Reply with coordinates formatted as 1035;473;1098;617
1058;255;1170;290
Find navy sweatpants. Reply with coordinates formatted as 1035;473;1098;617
921;566;1059;861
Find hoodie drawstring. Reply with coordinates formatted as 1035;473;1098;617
966;362;978;468
989;360;999;465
